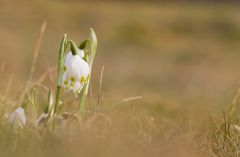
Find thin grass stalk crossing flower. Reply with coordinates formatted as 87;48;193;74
19;21;46;106
79;28;97;115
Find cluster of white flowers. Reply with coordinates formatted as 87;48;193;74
8;50;90;128
62;50;90;97
7;30;97;128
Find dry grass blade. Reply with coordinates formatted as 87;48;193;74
209;111;240;157
36;66;56;84
19;21;47;105
28;21;47;83
229;83;240;116
111;96;143;110
96;66;104;112
121;96;143;102
3;75;13;108
5;75;13;100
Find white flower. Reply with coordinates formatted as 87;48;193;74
8;107;26;128
62;50;90;97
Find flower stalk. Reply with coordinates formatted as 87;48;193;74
54;34;67;114
54;29;97;118
79;28;97;115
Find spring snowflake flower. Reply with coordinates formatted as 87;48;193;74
8;107;26;128
62;50;90;97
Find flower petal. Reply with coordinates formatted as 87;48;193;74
73;82;83;97
8;107;26;128
62;73;70;92
65;52;73;67
63;51;90;97
78;49;85;58
70;56;90;80
15;107;26;125
69;56;81;80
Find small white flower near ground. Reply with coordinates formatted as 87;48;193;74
62;50;90;97
8;107;26;128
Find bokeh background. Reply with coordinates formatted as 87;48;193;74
1;0;240;140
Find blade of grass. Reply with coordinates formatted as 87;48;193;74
229;83;240;116
19;21;47;105
96;66;104;112
28;21;47;83
111;96;143;110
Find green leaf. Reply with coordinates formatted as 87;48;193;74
89;28;98;65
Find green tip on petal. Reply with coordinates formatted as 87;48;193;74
79;40;89;50
69;40;79;56
71;77;76;82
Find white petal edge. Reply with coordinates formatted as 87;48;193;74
8;107;26;128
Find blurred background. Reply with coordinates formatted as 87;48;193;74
1;0;240;120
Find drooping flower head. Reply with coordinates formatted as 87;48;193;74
62;49;90;97
8;107;26;128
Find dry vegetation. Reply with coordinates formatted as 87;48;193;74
1;1;240;157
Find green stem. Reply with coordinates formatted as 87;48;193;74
54;86;61;114
54;34;67;114
79;28;97;115
79;86;87;115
